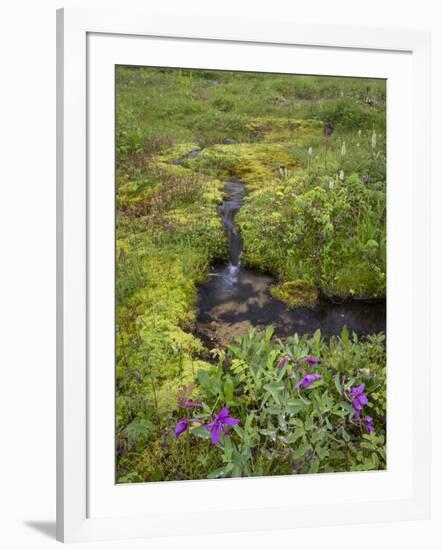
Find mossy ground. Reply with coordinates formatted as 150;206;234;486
270;280;319;308
115;67;386;482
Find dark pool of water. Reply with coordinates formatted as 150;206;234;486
197;265;386;345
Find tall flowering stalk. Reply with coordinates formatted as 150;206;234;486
307;146;313;171
340;141;346;157
371;129;377;150
349;383;376;434
350;383;368;420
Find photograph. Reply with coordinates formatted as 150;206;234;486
115;66;387;483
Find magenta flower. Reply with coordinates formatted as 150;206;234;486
204;407;239;445
350;383;369;419
295;373;322;389
174;418;191;438
363;416;375;434
277;355;292;369
299;355;320;365
183;401;203;409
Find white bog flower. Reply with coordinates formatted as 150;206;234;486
339;170;345;181
308;146;313;157
371;129;377;149
340;141;346;156
358;129;362;137
329;180;334;190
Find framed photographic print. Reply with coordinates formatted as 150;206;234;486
56;7;431;543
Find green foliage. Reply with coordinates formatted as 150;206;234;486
238;168;386;300
178;327;386;477
115;66;386;481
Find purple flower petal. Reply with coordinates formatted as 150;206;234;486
174;419;190;438
359;394;369;407
296;373;322;389
217;407;230;420
363;417;375;434
300;355;320;365
277;355;292;369
223;416;240;426
210;424;222;445
204;406;240;445
350;383;366;398
350;383;370;420
183;401;203;409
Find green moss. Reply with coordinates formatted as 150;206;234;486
155;143;201;163
271;280;319;308
186;142;302;186
121;429;221;482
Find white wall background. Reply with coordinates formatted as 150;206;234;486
0;0;439;548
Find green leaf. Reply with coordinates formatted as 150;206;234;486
315;444;328;460
265;325;275;343
308;459;320;473
287;427;305;443
292;442;310;460
223;437;233;461
223;376;234;402
266;349;279;370
334;373;342;395
259;429;277;442
197;369;210;388
232;464;242;477
191;425;211;439
306;379;324;390
245;413;255;430
286;399;306;414
264;382;285;404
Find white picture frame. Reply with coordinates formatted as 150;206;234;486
56;7;431;543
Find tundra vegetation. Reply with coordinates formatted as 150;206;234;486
115;66;386;482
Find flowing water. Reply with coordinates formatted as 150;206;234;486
169;150;386;346
196;180;386;346
218;181;246;274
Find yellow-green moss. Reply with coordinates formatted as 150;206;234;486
270;280;318;308
156;143;201;163
186;142;302;186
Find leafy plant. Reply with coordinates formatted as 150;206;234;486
173;327;386;478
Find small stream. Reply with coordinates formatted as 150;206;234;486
196;179;386;346
170;149;386;346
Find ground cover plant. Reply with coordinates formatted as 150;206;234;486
115;66;386;482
